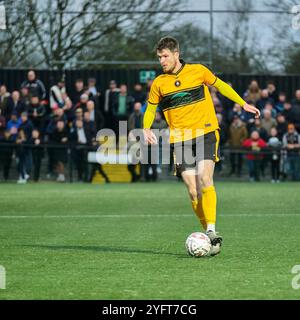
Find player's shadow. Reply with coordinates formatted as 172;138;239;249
22;244;189;258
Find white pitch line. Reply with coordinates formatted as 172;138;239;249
0;213;299;219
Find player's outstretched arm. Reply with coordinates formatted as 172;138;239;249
143;103;158;144
213;78;261;118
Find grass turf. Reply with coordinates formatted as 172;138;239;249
0;181;300;300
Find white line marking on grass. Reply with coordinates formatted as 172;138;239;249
0;213;299;219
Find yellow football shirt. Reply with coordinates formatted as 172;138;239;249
148;60;219;143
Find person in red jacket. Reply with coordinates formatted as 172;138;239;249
243;130;267;181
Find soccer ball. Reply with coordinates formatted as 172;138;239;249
185;232;211;257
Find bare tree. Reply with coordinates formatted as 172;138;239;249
217;0;269;73
75;0;182;67
0;0;181;69
0;1;37;68
264;0;300;73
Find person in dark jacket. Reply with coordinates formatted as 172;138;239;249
5;90;26;120
27;96;46;131
20;70;46;100
50;120;69;182
0;129;15;181
31;129;44;182
69;119;93;182
16;112;33;183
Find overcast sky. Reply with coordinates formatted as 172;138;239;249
171;0;299;71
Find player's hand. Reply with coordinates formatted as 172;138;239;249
143;128;157;144
243;103;261;118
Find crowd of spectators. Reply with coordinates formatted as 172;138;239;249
0;70;300;183
214;80;300;182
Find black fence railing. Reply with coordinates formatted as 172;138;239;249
0;142;299;183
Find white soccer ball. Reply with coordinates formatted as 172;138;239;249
185;232;212;257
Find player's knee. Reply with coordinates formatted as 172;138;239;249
199;174;213;188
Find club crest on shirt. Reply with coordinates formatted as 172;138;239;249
175;80;181;87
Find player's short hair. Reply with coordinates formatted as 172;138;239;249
156;36;179;53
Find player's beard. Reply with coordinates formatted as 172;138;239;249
164;61;176;74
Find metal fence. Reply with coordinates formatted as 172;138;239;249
0;142;298;183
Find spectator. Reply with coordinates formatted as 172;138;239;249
74;108;83;123
58;95;74;123
70;119;93;182
20;87;31;108
132;83;147;104
257;89;274;110
86;99;104;131
112;84;134;143
261;109;277;136
243;80;261;104
87;78;101;108
276;113;288;141
0;129;14;181
6;111;21;140
290;89;300;132
267;127;281;183
275;92;287;113
87;78;97;96
127;102;144;182
228;103;249;124
0;85;10;118
50;120;69;182
266;80;278;103
243;130;267;182
75;93;89;112
50;78;66;110
264;102;277;118
228;115;248;177
18;111;34;181
291;89;300;106
0;110;6;136
71;79;85;106
128;102;143;132
282;123;300;181
31;129;44;182
281;102;293;123
83;111;95;134
44;108;67;179
20;70;46;100
6;90;26;120
103;80;120;129
113;84;134;116
27;96;46;131
249;118;268;142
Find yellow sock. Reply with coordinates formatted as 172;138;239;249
191;199;207;230
202;185;217;226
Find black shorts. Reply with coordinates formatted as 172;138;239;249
172;130;220;177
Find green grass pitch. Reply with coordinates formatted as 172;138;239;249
0;181;300;299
